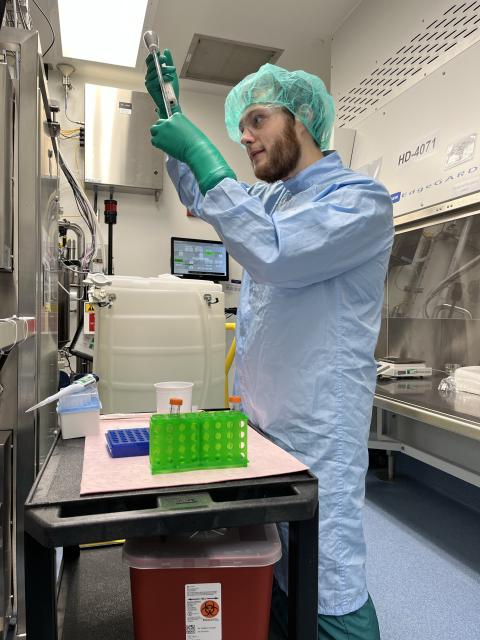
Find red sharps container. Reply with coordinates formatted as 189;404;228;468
123;524;281;640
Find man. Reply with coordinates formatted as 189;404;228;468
146;54;393;640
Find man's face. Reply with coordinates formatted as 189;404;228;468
239;105;301;182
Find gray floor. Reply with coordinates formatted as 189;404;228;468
365;468;480;640
60;545;133;640
60;463;480;639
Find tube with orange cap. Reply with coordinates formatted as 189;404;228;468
169;397;183;416
229;395;241;412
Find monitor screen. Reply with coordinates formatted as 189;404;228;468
171;237;229;281
69;317;95;362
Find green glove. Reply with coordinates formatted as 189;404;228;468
145;48;181;119
150;113;236;195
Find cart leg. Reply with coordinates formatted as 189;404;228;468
288;504;319;640
25;532;58;640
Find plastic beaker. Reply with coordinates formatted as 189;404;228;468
154;382;193;414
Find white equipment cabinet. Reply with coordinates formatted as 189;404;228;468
331;0;480;218
92;275;225;413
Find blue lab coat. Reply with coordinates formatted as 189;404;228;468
166;151;393;615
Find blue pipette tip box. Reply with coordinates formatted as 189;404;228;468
106;427;150;458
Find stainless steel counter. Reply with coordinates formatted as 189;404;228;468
374;374;480;441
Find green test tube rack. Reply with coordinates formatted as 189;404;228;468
149;410;248;474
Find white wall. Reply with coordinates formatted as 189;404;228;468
50;70;252;281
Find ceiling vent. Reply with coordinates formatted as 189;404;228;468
180;34;283;86
337;1;480;127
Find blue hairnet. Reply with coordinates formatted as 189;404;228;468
225;63;335;150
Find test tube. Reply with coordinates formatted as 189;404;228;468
229;395;241;411
169;397;183;415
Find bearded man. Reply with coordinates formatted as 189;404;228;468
146;55;393;640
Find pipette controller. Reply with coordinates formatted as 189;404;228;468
143;30;177;118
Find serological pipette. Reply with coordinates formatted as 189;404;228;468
143;30;178;118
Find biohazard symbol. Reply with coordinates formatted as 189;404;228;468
200;599;220;618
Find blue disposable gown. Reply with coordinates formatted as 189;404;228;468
166;151;394;615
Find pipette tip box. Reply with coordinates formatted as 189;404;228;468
57;388;101;439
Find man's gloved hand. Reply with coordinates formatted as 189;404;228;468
150;113;236;195
145;48;181;118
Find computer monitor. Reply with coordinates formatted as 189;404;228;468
69;317;95;362
170;237;229;282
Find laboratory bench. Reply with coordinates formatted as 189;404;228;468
24;433;319;640
371;373;480;486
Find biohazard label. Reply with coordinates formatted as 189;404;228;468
185;583;221;639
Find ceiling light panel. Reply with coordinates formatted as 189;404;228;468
58;0;148;67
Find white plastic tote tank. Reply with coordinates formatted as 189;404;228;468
92;275;225;413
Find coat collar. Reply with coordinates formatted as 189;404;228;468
281;151;342;194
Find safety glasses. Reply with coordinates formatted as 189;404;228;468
238;105;285;137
